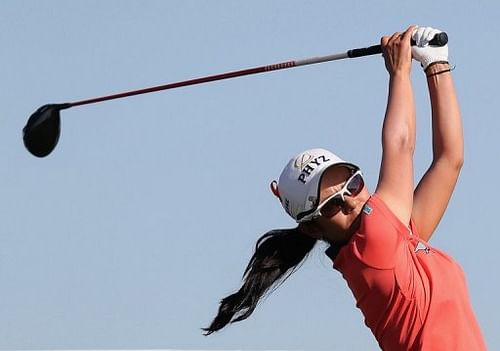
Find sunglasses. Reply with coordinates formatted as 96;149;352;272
310;170;364;219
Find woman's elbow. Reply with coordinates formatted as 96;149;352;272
383;130;416;154
435;147;464;171
435;154;464;173
451;154;464;171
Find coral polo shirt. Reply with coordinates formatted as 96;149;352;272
326;194;486;350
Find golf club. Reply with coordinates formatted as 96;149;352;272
23;32;448;158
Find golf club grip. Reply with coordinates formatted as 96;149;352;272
348;32;448;58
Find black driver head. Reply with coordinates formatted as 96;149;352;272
22;103;70;157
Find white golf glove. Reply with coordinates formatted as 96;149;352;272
411;26;448;70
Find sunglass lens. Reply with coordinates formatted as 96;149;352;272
320;196;344;217
347;174;364;195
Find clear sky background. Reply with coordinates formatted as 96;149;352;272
1;1;499;350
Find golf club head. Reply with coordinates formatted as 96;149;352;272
22;103;70;157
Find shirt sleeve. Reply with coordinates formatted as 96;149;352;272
350;194;409;269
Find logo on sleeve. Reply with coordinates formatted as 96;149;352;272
362;204;372;215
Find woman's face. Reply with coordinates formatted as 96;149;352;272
305;165;370;243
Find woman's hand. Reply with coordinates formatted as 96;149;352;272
381;25;416;76
411;26;449;71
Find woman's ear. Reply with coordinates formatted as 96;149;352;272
298;222;323;241
270;180;281;201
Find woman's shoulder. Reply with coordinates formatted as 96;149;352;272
342;194;410;269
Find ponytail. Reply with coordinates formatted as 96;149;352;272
203;227;317;335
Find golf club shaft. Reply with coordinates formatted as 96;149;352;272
68;32;447;108
69;53;348;108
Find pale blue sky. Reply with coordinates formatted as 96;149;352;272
1;0;499;349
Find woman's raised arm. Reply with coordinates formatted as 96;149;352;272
412;64;463;241
409;27;464;241
374;26;417;226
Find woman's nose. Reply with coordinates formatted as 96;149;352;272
342;195;357;214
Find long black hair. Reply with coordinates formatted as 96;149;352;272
203;227;317;335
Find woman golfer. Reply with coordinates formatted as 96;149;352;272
204;26;486;350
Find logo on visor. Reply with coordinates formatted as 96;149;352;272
297;155;331;184
294;153;314;170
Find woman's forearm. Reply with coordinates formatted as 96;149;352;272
426;64;464;167
383;73;416;151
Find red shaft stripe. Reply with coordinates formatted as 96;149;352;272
70;61;297;107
